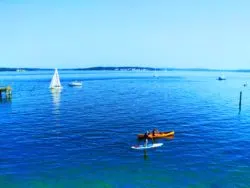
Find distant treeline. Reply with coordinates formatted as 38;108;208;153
1;67;250;72
0;68;51;72
0;67;162;71
68;67;162;71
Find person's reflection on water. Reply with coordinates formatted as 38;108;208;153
144;150;148;160
165;135;174;140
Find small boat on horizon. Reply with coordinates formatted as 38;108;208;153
68;81;83;87
217;74;226;81
49;68;62;89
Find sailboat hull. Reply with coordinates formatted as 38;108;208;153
50;86;63;89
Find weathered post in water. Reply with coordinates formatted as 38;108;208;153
239;91;242;113
0;86;12;99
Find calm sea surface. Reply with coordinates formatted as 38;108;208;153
0;70;250;187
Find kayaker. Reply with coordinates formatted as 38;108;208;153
152;128;159;136
144;131;150;146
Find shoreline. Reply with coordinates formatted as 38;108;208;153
1;67;250;72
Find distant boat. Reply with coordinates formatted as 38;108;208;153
243;82;247;87
153;68;158;77
49;69;62;89
68;81;82;87
217;74;226;81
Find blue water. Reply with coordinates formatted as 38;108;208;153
0;71;250;187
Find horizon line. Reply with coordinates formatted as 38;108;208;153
1;66;250;72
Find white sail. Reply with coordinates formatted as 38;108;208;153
50;69;62;89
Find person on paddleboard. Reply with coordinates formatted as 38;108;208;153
144;131;150;146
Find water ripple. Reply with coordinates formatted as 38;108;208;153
0;71;250;187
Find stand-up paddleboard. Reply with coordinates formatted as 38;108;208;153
131;143;163;150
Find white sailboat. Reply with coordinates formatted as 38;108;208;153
49;68;62;89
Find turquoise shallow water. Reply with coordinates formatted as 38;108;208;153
0;70;250;187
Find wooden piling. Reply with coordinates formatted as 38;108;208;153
239;91;242;112
0;86;12;99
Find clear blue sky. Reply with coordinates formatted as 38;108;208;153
0;0;250;69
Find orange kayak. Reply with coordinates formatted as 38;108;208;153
137;131;175;139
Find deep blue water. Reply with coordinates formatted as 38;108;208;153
0;71;250;187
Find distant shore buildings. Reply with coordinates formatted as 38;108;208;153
16;69;26;72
